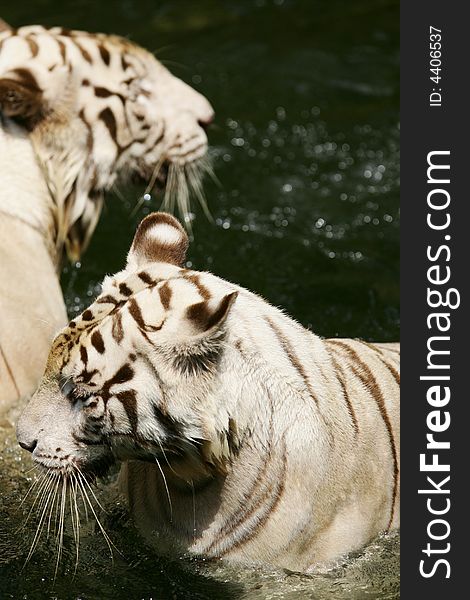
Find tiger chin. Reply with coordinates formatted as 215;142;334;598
16;212;400;573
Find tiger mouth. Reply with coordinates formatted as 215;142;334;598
31;435;189;479
133;154;212;224
33;450;116;480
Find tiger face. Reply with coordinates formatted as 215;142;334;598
0;25;214;259
16;213;238;479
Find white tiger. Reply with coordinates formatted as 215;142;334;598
0;21;214;413
16;212;400;572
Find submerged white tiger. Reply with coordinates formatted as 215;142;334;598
16;212;400;572
0;21;213;412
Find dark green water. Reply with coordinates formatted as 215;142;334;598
1;0;399;598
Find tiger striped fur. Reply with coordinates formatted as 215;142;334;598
0;22;213;412
17;212;400;572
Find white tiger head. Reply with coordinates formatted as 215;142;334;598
0;24;214;260
16;213;239;481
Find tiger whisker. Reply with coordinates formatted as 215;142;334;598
159;59;190;71
68;478;77;557
151;44;177;58
202;156;222;188
177;167;192;233
59;377;71;395
140;155;214;230
18;468;43;510
187;162;213;222
76;469;107;514
23;472;58;566
38;474;58;528
157;439;177;475
53;474;62;538
72;476;82;564
53;474;67;581
41;476;59;538
191;479;197;542
75;474;90;523
132;156;166;218
35;472;56;518
162;163;176;215
130;194;147;218
18;471;51;531
23;463;40;476
70;474;81;574
111;182;127;203
155;457;173;523
74;468;118;560
47;473;61;540
144;156;166;198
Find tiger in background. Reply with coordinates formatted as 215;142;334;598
0;20;214;413
16;212;400;572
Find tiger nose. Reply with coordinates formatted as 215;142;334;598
192;97;214;130
198;112;215;130
18;438;38;453
16;409;40;453
172;76;214;127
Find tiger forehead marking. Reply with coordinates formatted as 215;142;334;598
51;265;211;376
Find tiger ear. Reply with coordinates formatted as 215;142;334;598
0;75;44;126
186;291;238;334
169;291;237;377
0;18;11;32
126;212;189;269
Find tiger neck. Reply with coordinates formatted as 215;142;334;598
0;117;59;264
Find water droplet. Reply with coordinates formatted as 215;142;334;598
231;137;245;147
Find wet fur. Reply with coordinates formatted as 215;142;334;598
17;213;400;572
